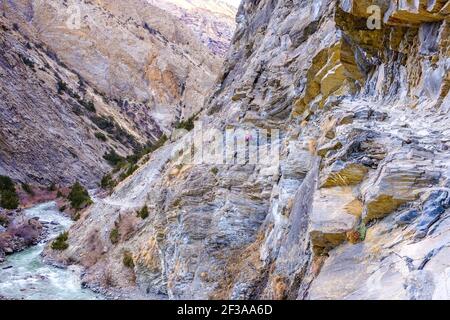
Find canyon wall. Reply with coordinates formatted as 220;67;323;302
47;0;450;299
147;0;237;56
0;0;234;186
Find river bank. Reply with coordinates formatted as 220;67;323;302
0;202;101;300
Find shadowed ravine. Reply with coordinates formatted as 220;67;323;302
0;202;101;300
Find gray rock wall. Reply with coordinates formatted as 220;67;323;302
47;0;450;300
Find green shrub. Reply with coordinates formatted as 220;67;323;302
100;133;169;191
175;116;195;131
48;183;57;192
90;116;139;149
112;160;128;174
137;205;149;219
51;232;69;250
110;228;120;244
57;80;67;95
103;150;124;166
119;164;139;181
358;223;367;241
0;176;15;191
80;100;96;113
95;132;107;142
56;190;64;198
100;174;116;190
154;135;168;151
67;182;92;210
91;115;115;133
73;212;81;221
0;176;19;210
0;190;19;209
122;251;134;268
172;198;182;208
113;126;139;150
21;183;34;195
210;167;219;175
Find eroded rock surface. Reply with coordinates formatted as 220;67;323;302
41;0;450;300
148;0;237;56
0;208;44;261
0;0;234;186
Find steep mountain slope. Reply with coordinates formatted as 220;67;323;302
48;0;450;300
147;0;237;56
0;16;130;187
0;0;234;186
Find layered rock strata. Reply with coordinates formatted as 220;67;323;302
1;0;234;186
47;0;450;300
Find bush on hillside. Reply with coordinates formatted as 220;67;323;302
175;116;195;131
110;228;120;244
95;132;107;142
0;176;19;210
137;205;149;219
100;174;116;190
103;150;124;166
80;100;96;113
0;190;19;210
0;175;15;190
51;232;69;250
122;251;134;268
57;80;68;95
67;182;92;210
22;183;34;195
119;164;139;181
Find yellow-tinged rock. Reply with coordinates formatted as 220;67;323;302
344;199;364;217
320;162;369;188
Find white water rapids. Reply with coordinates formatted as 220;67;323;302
0;202;101;300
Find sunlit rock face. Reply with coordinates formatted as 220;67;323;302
0;0;235;186
3;0;225;127
44;0;450;300
147;0;238;56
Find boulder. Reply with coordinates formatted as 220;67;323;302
309;187;360;255
415;190;450;238
362;152;440;223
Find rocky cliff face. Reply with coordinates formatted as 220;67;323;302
0;0;234;186
147;0;237;56
47;0;450;300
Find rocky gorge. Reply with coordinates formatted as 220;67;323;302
0;0;235;187
1;0;450;300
